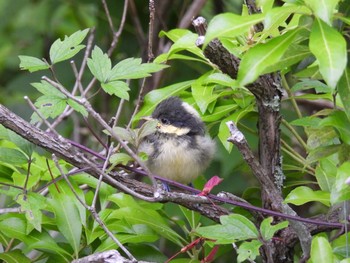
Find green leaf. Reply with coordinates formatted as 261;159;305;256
291;79;331;94
315;158;337;192
31;81;65;98
49;28;89;64
285;186;330;206
218;104;255;152
108;207;184;247
108;58;168;81
306;145;342;165
331;161;350;205
133;80;194;122
0;216;70;259
290;116;321;127
306;0;340;25
310;236;334;263
201;104;238;122
33;96;67;121
109;153;133;165
204;13;265;47
260;217;289;241
237;240;262;263
309;18;347;88
0;125;34;157
67;99;88;117
263;44;311;74
16;193;46;233
0;250;31;263
48;181;84;258
101;81;130;100
87;45;111;82
338;68;350;121
196;214;259;244
237;29;300;86
137;119;158;142
158;29;208;64
18;55;49;72
0;148;28;165
319;111;350;144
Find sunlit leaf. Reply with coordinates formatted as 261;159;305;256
108;58;168;81
310;236;333;263
309;18;347;88
284;186;330;206
49;29;89;64
331;161;350;205
237;29;301;86
204;13;265;47
18;55;49;72
101;81;130;100
237;240;262;263
87;45;112;82
306;0;340;25
196;214;259;244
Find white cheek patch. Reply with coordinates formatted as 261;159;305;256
158;124;190;136
181;102;200;118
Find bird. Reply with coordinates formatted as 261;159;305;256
138;96;215;185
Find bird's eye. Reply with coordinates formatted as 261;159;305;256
160;118;170;125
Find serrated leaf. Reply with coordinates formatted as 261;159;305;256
111;127;135;143
33;96;67;120
284;186;330;206
237;29;300;86
67;99;88;117
87;45;111;82
49;28;89;64
137;119;158;140
16;193;46;233
338;68;350;121
310;236;334;263
196;214;258;244
306;0;340;25
101;81;130;100
18;55;49;72
204;13;265;46
309;18;347;88
237;240;262;263
31;81;66;98
108;58;168;81
260;217;288;241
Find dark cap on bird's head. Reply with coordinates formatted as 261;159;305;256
151;97;205;136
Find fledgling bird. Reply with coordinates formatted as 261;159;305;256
139;96;215;184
